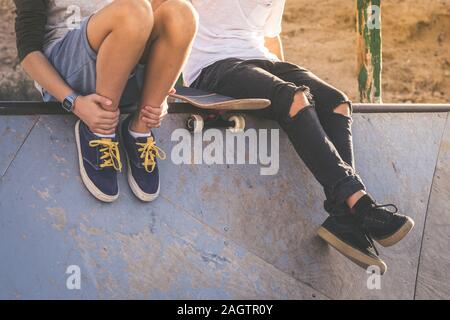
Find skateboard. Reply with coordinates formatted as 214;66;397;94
169;86;271;133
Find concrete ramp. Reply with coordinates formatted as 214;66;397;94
0;112;449;299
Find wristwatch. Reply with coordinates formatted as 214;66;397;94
62;93;79;113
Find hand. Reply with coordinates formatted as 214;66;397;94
140;99;169;129
73;94;120;135
139;88;175;128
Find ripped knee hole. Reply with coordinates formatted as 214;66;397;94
289;91;311;118
333;103;351;117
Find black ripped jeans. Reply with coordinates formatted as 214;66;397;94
191;58;366;211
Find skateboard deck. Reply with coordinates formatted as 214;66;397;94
169;86;271;110
168;86;273;132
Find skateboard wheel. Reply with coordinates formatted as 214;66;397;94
186;114;204;133
228;115;245;133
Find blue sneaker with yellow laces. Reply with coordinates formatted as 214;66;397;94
75;120;122;202
120;115;166;202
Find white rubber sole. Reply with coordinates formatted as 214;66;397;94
126;156;160;202
317;226;387;275
75;120;119;203
375;217;415;247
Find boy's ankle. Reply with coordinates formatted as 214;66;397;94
129;116;150;135
351;194;376;222
128;116;152;138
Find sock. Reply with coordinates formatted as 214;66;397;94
352;194;376;219
94;132;116;139
129;127;152;139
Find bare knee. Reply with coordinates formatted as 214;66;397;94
334;103;351;117
112;0;154;38
157;0;198;46
289;91;311;118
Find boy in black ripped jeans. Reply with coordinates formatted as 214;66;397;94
184;0;414;273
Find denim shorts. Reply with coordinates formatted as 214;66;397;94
41;15;145;106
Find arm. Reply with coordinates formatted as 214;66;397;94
22;53;118;134
15;0;77;102
14;0;119;134
21;52;74;102
264;35;285;61
263;0;286;61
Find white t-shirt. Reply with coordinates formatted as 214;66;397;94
184;0;286;86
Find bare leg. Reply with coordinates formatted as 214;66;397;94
131;0;198;133
86;0;154;111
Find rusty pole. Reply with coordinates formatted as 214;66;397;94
357;0;382;103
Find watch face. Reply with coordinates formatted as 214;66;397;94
63;98;73;112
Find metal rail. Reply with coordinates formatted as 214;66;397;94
1;101;450;115
353;103;450;113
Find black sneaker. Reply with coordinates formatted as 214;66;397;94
317;215;387;274
324;199;349;216
75;120;122;202
355;195;415;247
121;115;166;202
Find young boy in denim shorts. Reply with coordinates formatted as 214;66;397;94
14;0;197;202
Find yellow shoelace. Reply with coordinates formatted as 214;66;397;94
136;137;166;173
89;139;123;171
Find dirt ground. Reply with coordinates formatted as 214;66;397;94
1;0;449;102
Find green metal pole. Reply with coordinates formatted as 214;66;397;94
357;0;382;103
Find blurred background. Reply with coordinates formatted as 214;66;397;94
1;0;449;102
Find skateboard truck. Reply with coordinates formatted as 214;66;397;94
186;113;246;133
170;87;271;133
